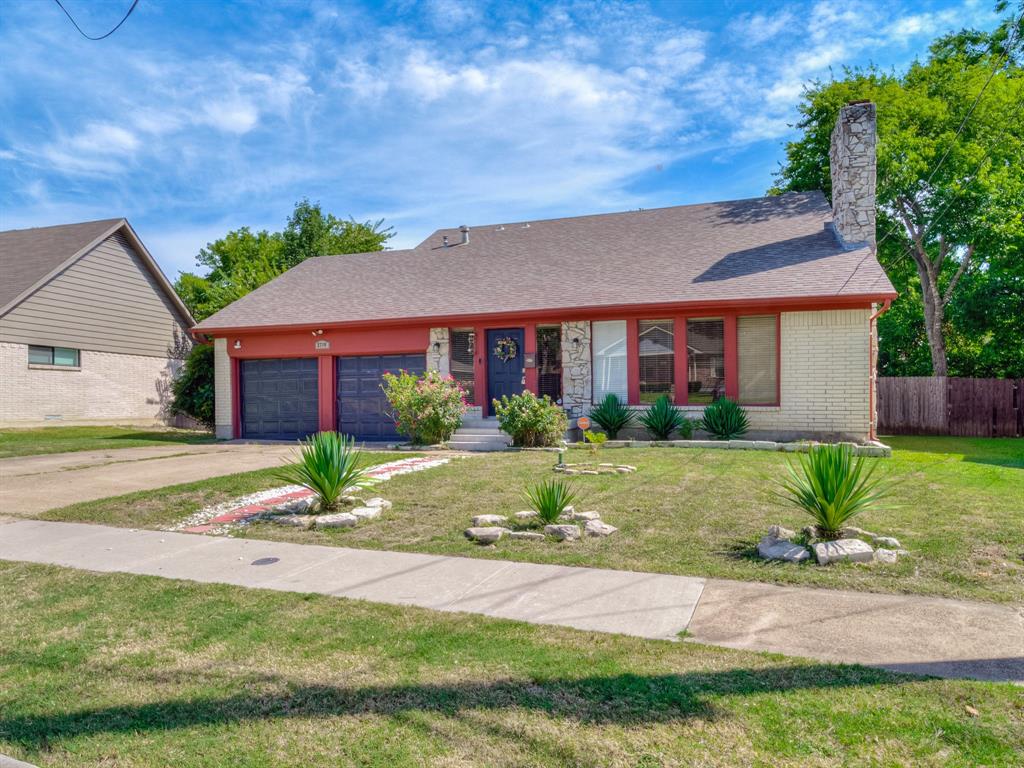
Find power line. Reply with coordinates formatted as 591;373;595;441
52;0;140;41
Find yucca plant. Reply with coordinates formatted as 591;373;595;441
277;431;372;513
589;393;634;439
523;477;579;525
775;444;889;539
639;394;685;439
699;398;749;440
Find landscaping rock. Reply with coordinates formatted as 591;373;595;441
472;514;508;526
728;440;756;450
814;538;874;565
270;514;315;528
340;495;365;506
274;497;317;514
509;531;546;541
562;506;575;515
365;497;392;510
515;510;538;521
841;526;879;540
757;538;810;562
874;548;901;564
873;535;902;549
585;520;618;537
316;512;358;528
569;510;601;522
752;441;780;451
464;526;506;544
544;524;581;541
687;440;727;449
351;506;381;520
615;467;632;474
765;524;796;541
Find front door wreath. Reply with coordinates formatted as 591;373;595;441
492;336;519;362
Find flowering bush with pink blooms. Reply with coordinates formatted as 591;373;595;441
382;369;468;445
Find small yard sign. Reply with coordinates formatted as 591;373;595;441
577;416;591;430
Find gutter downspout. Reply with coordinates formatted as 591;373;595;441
868;299;892;442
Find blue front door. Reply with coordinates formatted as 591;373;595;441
487;328;526;407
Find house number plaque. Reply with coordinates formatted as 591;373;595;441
314;340;330;350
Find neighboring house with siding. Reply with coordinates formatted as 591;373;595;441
0;219;194;426
194;102;896;443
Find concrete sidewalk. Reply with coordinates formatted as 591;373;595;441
0;519;1020;683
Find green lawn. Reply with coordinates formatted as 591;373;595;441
1;562;1020;767
0;425;215;458
38;436;1023;603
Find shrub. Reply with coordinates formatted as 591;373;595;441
676;416;696;439
589;393;634;438
493;391;568;447
523;477;579;525
277;431;371;513
583;429;607;454
382;369;467;445
775;443;890;539
699;398;749;440
639;395;685;439
170;344;214;428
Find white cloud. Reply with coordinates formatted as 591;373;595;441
728;9;797;46
201;99;260;134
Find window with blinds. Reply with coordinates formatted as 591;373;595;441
450;329;475;404
592;320;627;403
639;320;673;403
738;315;778;404
536;326;562;403
686;319;724;404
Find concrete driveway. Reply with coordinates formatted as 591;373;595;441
0;443;301;516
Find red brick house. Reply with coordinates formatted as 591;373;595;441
193;103;895;443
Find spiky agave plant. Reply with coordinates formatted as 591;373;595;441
639;394;685;439
589;393;634;439
775;443;889;539
277;431;372;513
699;398;749;440
523;477;579;525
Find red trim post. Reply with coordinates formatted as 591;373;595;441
524;322;538;395
473;324;487;413
317;355;335;433
626;318;640;405
724;314;739;401
673;315;688;405
231;357;242;439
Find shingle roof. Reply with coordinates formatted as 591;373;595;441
194;191;896;332
0;218;123;311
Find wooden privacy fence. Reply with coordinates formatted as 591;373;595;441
877;377;1024;437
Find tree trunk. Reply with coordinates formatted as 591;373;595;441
912;256;949;377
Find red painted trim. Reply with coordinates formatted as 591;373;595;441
231;357;241;439
868;299;892;440
626;318;640;405
473;324;487;413
226;325;428;359
193;293;891;337
724;315;739;400
317;356;335;433
524;322;538;395
673;315;688;405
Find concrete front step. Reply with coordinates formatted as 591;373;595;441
454;427;506;436
448;441;511;452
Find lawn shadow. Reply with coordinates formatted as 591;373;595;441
108;431;214;444
1;665;904;750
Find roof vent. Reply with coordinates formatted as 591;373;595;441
443;235;449;247
459;225;470;244
521;222;530;229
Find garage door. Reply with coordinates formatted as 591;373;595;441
240;358;319;440
337;354;426;441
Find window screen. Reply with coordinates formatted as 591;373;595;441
54;347;80;366
536;326;562;403
638;320;673;403
592;320;627;403
450;329;475;404
28;345;53;365
686;319;724;404
738;315;778;404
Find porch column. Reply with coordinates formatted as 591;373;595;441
673;315;688;405
724;314;739;400
560;320;591;417
317;355;336;433
213;337;234;440
426;327;450;375
523;322;538;395
473;324;487;412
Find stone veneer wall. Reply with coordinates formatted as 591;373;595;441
560;320;591;417
829;102;876;247
213;337;234;439
426;327;450;376
0;341;182;426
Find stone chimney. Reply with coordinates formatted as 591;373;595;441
829;100;876;248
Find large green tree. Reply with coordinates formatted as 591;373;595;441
171;201;394;426
772;9;1024;377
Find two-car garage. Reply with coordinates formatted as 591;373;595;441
239;353;425;441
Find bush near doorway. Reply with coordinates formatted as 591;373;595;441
382;370;468;445
493;391;568;447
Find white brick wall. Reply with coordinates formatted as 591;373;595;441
213;337;234;439
0;341;182;426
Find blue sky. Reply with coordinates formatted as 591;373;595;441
0;0;1002;279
